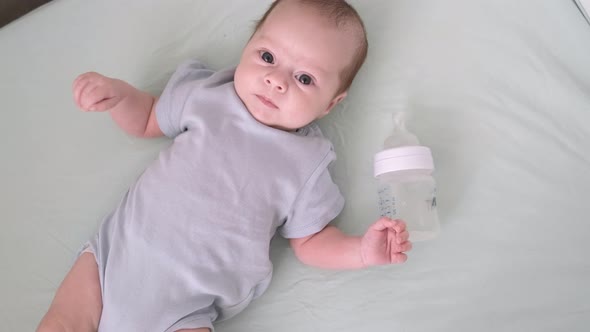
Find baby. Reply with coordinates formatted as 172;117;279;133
37;0;412;331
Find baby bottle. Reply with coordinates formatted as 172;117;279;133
373;112;440;241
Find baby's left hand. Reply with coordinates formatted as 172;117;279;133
360;217;412;266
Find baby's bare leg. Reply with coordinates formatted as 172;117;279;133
176;329;211;332
37;252;102;332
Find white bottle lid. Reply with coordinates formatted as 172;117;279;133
374;146;434;177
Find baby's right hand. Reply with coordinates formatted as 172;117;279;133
73;72;129;112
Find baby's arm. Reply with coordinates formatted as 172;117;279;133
290;217;412;269
72;72;162;138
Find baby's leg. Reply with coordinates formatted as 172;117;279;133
37;252;102;332
176;329;211;332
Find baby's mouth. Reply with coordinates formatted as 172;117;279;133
255;95;278;109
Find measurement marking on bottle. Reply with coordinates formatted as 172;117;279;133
378;186;396;218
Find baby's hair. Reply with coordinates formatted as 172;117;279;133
254;0;368;94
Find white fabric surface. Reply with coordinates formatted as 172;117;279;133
1;0;589;331
575;0;590;24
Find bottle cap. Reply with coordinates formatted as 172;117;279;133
374;146;434;177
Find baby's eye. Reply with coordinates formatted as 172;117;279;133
298;74;312;85
261;51;274;64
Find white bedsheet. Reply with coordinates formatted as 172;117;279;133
1;0;589;331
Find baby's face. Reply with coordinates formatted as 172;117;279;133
234;1;357;131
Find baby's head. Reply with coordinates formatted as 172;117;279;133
234;0;368;131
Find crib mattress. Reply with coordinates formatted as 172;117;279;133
1;0;589;331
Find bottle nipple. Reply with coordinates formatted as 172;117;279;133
383;112;420;149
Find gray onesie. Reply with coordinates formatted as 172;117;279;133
84;59;344;331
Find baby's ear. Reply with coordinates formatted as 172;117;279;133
323;91;348;116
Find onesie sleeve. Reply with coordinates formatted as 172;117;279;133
155;59;215;138
279;147;345;239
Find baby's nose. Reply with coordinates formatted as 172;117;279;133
265;73;287;92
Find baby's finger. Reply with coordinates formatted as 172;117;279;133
396;230;410;244
72;73;87;92
390;252;407;264
396;241;412;253
79;84;104;110
390;219;407;234
84;83;116;111
73;75;90;108
91;97;120;112
78;75;102;111
371;217;395;231
72;73;86;92
372;218;408;236
74;73;104;106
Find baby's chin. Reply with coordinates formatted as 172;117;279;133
248;106;298;132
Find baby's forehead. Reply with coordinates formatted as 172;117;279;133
256;1;361;71
270;3;362;54
283;1;363;34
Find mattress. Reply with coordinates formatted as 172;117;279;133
1;0;589;331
